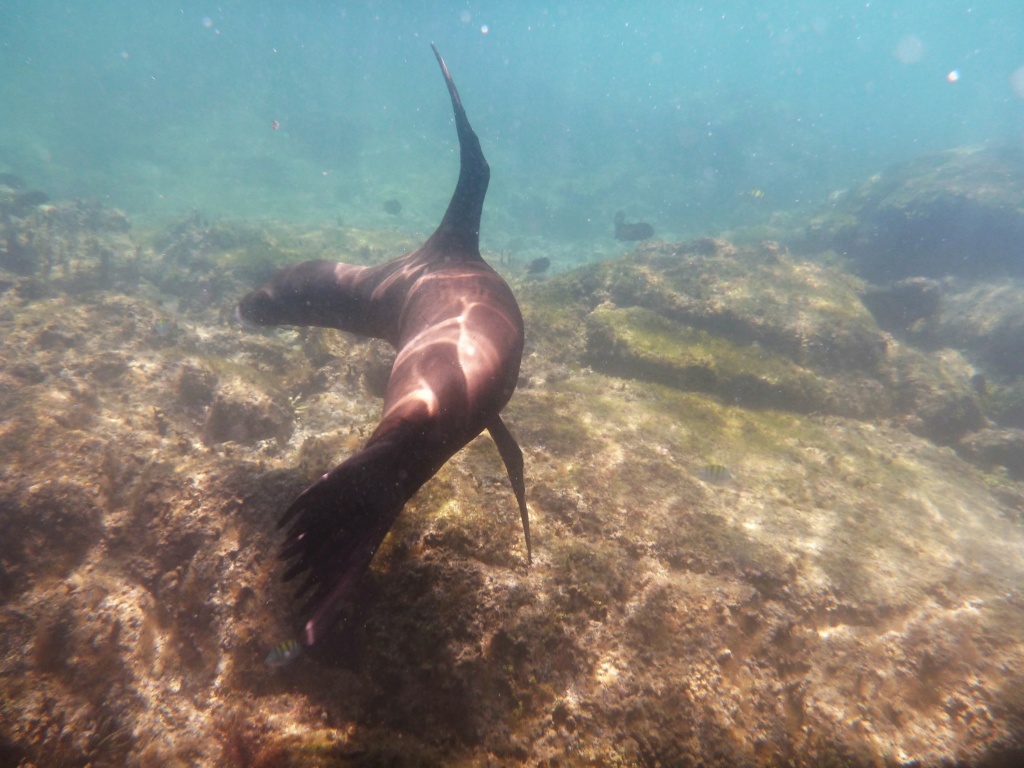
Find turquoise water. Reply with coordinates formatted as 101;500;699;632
2;1;1022;247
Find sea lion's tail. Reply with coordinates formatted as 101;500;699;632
424;44;490;260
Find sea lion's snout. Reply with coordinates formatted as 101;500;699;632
236;288;276;327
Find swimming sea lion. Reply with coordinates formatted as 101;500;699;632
237;46;529;648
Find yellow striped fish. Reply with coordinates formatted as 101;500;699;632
265;638;302;668
696;464;733;484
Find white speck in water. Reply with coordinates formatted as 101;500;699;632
894;34;925;65
1010;66;1024;98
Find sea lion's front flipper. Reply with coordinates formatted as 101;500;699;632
488;415;531;564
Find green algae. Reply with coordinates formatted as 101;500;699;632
518;239;894;421
226;728;444;768
549;536;638;615
586;304;829;413
513;364;953;611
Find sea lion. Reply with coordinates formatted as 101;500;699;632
237;46;529;647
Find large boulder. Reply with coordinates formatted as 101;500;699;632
525;238;985;439
802;143;1024;282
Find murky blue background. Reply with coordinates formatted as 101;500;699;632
2;1;1022;252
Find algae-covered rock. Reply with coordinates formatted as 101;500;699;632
176;359;219;409
0;479;102;598
202;379;294;446
855;274;1024;435
547;238;887;374
935;279;1024;377
802;143;1024;282
528;238;990;426
585;304;833;414
857;275;1024;437
1;197;133;279
861;276;943;334
526;236;1002;445
960;428;1024;478
886;345;986;445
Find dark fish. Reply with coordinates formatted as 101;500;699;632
696;464;733;484
265;638;302;667
526;257;550;276
613;211;654;241
152;318;177;340
382;199;402;216
615;221;654;241
970;373;986;397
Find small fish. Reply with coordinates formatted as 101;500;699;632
696;464;733;484
526;256;550;276
613;211;654;241
747;188;765;200
382;199;402;216
271;120;281;131
152;318;176;339
265;638;302;668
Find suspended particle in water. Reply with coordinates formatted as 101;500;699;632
947;69;961;83
1011;66;1024;99
894;34;924;64
202;16;213;29
481;24;489;35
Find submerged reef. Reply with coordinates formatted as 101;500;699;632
1;176;1024;766
801;142;1024;283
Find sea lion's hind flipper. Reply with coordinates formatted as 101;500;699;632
277;443;406;646
488;415;531;564
426;44;489;259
